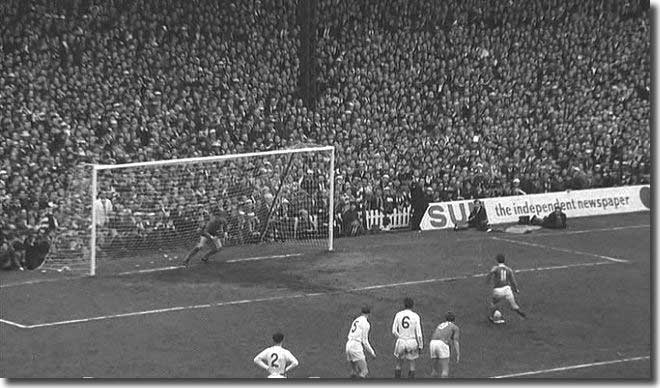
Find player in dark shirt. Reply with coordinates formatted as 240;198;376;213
183;210;226;266
486;254;527;323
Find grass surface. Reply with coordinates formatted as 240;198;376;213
0;212;651;378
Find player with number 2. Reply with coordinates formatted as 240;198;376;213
253;332;299;378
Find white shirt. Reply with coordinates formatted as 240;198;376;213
253;345;298;377
347;315;370;342
347;315;376;356
94;198;113;226
392;309;423;345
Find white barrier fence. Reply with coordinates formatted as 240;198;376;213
420;185;651;231
364;207;411;230
330;207;412;235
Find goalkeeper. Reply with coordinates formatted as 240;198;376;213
184;209;226;266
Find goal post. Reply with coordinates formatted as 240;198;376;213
90;164;98;276
42;145;335;276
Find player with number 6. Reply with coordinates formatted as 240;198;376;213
391;297;423;378
253;332;299;378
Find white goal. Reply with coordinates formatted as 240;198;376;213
41;145;335;276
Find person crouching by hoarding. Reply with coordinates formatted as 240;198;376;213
530;205;567;229
454;199;492;232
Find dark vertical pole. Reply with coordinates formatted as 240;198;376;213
297;0;318;110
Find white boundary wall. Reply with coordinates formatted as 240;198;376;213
420;185;651;230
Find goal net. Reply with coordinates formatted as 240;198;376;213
42;145;335;276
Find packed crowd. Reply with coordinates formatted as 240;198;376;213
0;0;650;268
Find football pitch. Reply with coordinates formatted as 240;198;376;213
0;213;652;378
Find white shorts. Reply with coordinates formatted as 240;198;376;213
197;235;222;250
267;374;286;378
492;285;519;309
346;340;366;362
429;340;450;359
394;338;420;360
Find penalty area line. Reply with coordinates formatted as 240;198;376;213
456;224;650;242
490;355;651;378
0;318;29;329
4;259;617;329
491;236;629;263
21;294;312;329
555;224;650;236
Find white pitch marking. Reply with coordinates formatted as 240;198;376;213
0;275;87;288
491;236;630;263
490;355;650;378
2;254;305;286
62;254;305;277
23;294;313;329
226;253;303;263
554;224;650;236
4;260;616;329
348;261;615;292
352;276;466;291
0;318;29;329
456;224;650;242
514;261;612;273
117;266;185;275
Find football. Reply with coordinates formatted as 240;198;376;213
493;310;503;320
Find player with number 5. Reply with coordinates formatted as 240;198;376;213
253;332;299;378
391;297;423;378
345;305;376;378
486;253;527;323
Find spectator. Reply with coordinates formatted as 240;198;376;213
342;202;362;237
94;192;113;227
454;199;491;232
0;227;24;271
530;205;568;230
0;0;650;267
512;178;527;195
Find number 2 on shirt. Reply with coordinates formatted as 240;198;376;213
270;353;279;368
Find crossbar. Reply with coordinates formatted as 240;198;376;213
93;146;334;170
